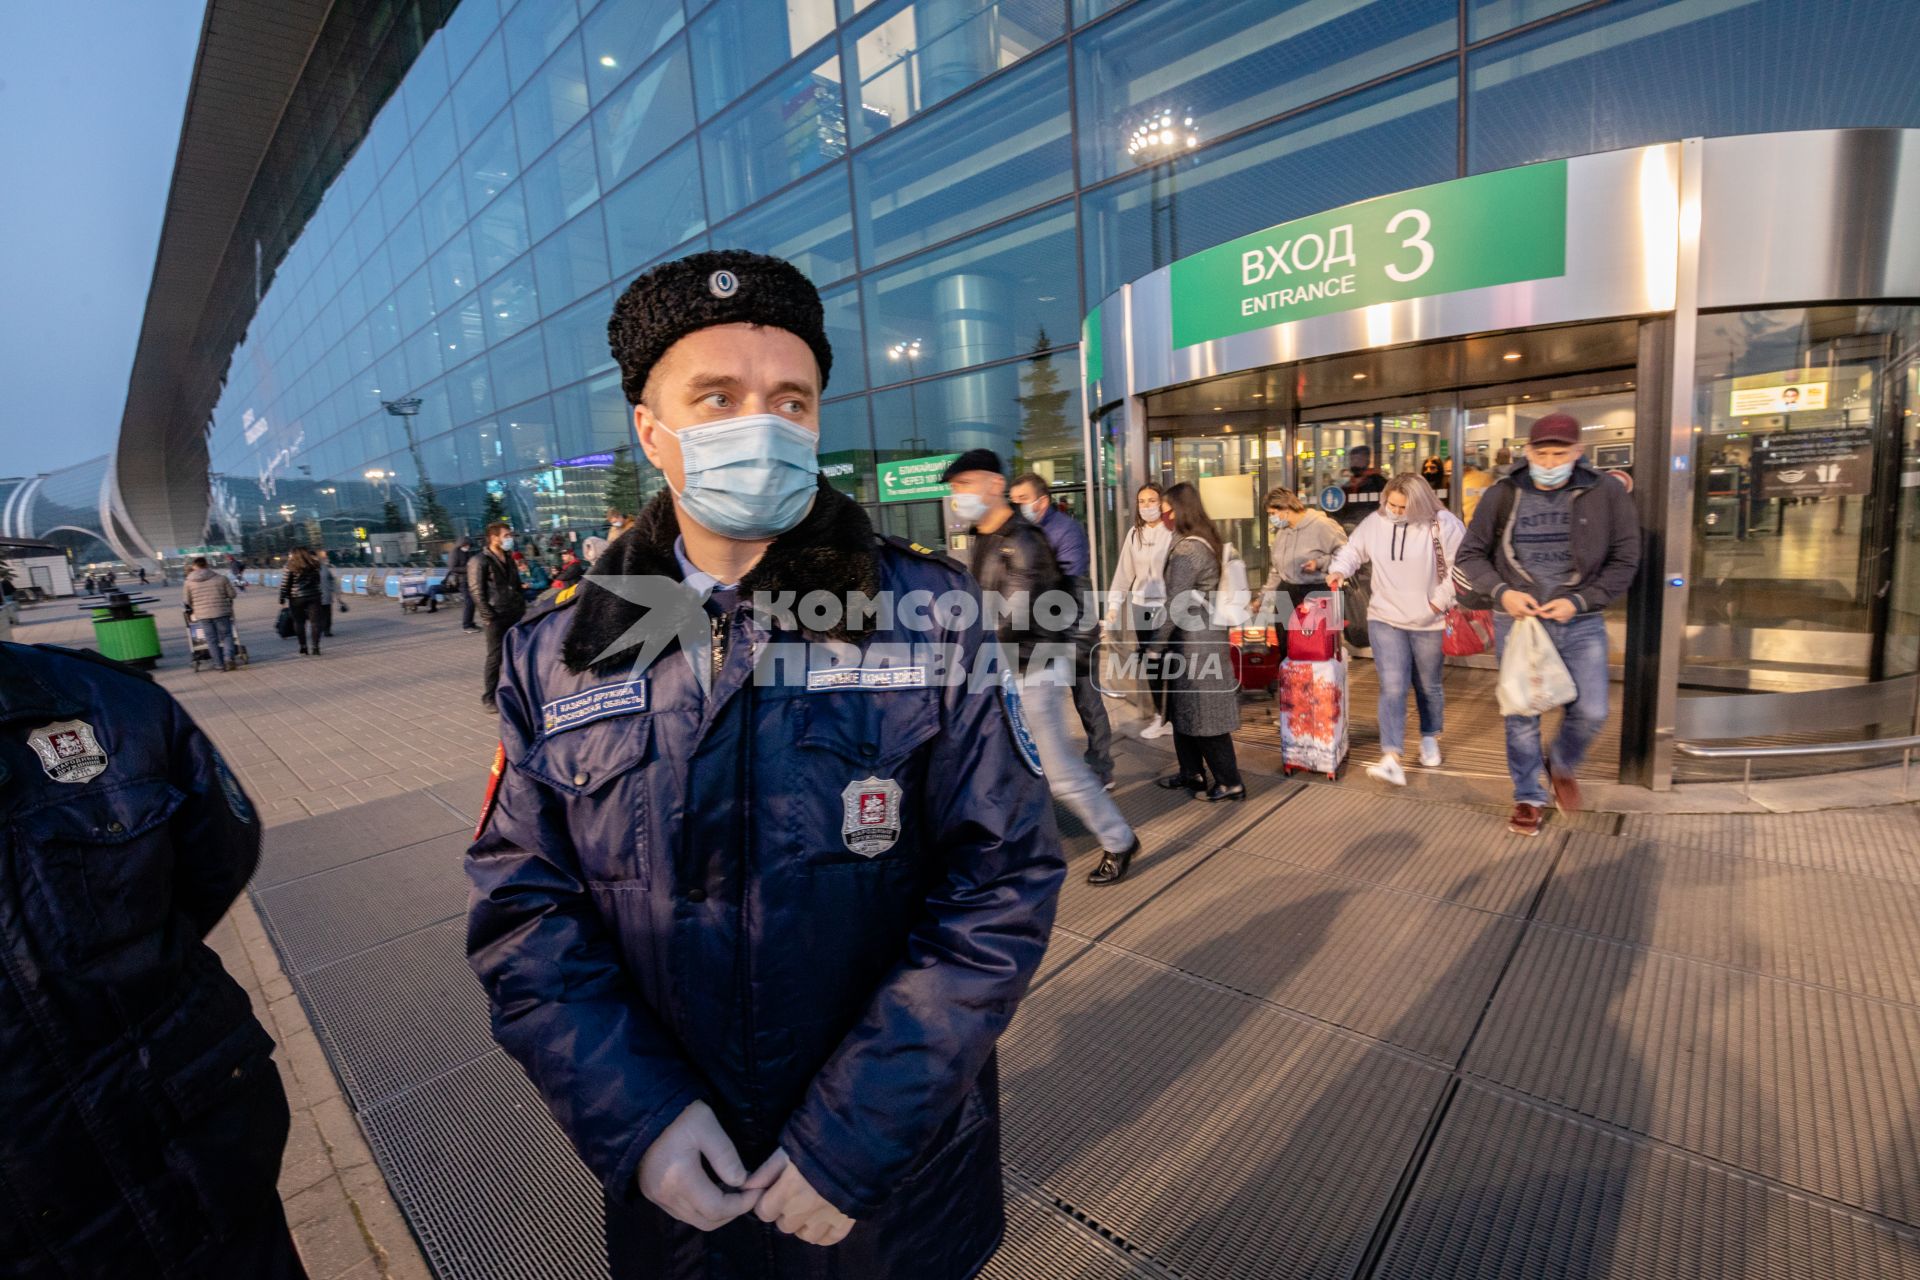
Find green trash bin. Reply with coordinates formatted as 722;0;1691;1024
83;593;164;669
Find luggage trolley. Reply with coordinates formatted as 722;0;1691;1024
185;618;249;672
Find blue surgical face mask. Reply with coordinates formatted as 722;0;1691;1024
499;536;516;551
667;412;820;540
952;492;991;524
1269;514;1284;532
1019;500;1043;520
1532;461;1575;488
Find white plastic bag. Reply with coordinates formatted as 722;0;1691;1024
1496;616;1577;717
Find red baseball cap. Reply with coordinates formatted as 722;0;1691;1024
1528;412;1582;446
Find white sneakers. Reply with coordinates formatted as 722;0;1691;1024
1366;754;1407;786
1140;716;1173;739
1370;737;1440;785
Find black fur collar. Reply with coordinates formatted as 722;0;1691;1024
561;477;881;672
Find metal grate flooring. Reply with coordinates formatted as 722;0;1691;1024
253;789;469;888
359;1051;609;1280
1617;807;1920;883
253;831;470;974
1000;942;1448;1280
248;750;1920;1280
1375;1083;1920;1279
298;918;498;1110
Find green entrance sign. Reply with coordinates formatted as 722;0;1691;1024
877;453;960;503
1083;310;1103;384
1169;160;1568;350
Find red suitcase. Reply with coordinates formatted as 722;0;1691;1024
1230;625;1280;693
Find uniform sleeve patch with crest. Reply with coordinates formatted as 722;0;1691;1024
999;673;1045;777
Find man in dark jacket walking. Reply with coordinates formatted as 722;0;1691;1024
0;641;302;1277
948;452;1138;884
469;523;525;710
447;537;479;632
465;250;1065;1280
1456;412;1641;835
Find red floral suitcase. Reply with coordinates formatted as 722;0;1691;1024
1278;653;1349;779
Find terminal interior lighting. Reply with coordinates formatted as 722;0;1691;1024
888;339;922;361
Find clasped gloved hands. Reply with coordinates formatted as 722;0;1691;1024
638;1101;855;1246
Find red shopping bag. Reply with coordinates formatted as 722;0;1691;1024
1441;607;1494;657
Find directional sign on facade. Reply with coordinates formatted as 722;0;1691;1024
876;453;960;503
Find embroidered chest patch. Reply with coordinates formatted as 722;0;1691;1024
840;776;903;857
27;719;109;785
541;680;649;736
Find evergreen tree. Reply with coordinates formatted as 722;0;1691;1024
603;448;643;519
1014;329;1077;474
482;488;509;527
382;499;406;532
418;480;454;540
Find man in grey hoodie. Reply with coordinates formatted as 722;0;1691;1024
181;556;240;671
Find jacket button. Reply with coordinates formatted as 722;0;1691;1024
106;821;125;835
572;772;589;787
686;888;707;904
859;742;878;759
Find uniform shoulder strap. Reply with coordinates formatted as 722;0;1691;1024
33;643;156;683
882;533;946;560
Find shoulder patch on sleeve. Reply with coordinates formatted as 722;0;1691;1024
474;742;508;840
34;643;155;683
999;671;1045;777
515;584;583;629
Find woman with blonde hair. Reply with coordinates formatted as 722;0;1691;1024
1326;473;1465;785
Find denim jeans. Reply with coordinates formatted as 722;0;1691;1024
203;614;237;667
1366;621;1445;756
1493;610;1610;805
1021;662;1135;854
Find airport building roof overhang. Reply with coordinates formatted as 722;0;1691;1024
113;0;454;558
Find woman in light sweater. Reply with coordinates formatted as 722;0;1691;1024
1326;474;1466;785
1104;483;1175;738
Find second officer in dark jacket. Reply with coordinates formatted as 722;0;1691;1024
0;641;302;1278
465;250;1065;1280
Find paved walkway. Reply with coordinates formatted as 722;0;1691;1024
14;587;1920;1279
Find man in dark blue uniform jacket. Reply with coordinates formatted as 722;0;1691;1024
465;250;1066;1280
0;641;302;1278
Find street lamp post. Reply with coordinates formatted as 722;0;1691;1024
1126;109;1201;269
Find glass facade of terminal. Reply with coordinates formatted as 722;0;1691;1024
202;0;1920;567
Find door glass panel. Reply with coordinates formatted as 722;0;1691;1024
1687;306;1920;701
1294;409;1438;530
1148;429;1267;572
1461;383;1636;667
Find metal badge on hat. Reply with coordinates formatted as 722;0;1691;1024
27;719;110;784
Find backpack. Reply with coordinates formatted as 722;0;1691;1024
1182;537;1252;627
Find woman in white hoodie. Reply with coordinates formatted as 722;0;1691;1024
1326;473;1466;785
1104;483;1175;738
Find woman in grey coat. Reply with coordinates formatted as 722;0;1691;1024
1151;483;1246;801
